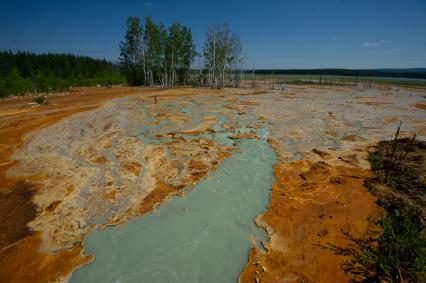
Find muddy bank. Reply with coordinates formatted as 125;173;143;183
239;161;379;282
0;87;151;282
238;85;426;282
69;139;276;283
0;87;255;282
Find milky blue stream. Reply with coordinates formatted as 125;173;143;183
69;138;276;283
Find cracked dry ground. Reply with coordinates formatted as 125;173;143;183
0;85;425;282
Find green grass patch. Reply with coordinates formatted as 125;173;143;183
242;74;426;87
341;138;426;282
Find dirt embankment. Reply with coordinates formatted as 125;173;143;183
0;87;147;282
240;160;380;283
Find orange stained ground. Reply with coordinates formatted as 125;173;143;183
0;87;149;282
239;161;380;283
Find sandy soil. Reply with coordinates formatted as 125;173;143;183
0;84;425;282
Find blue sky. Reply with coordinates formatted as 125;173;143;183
1;0;425;68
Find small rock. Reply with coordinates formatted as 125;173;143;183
262;266;267;273
255;277;260;283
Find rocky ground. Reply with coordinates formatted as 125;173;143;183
0;84;425;282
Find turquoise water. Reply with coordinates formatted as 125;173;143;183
69;139;276;283
137;102;238;147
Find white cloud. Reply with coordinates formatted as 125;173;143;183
363;40;387;47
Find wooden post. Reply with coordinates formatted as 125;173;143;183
391;121;402;160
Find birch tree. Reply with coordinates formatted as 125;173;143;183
166;23;196;86
119;16;196;86
181;26;196;84
203;26;218;88
203;23;244;88
119;17;144;85
144;16;165;86
229;34;244;87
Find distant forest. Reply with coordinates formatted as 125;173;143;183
253;68;426;80
0;51;125;97
1;49;426;98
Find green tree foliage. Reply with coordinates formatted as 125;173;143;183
144;16;166;85
166;23;197;85
119;17;145;86
0;51;125;98
119;16;196;86
203;23;244;88
341;200;426;282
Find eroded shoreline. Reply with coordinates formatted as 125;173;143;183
1;85;425;282
70;138;276;283
0;87;147;282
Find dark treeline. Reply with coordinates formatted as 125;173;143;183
0;17;245;97
0;51;125;97
254;68;426;80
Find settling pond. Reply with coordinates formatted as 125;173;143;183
69;138;276;283
70;96;277;283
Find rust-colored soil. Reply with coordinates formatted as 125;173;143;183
0;86;148;282
0;232;91;283
414;101;426;110
0;181;37;248
240;161;379;283
138;181;185;215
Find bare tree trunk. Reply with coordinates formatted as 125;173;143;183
164;61;168;87
224;67;226;88
197;56;202;87
213;31;217;88
171;49;174;87
151;69;153;86
252;68;255;88
142;40;147;85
